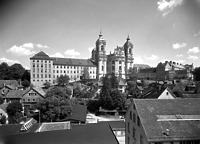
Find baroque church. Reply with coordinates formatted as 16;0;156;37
30;32;134;87
91;31;134;79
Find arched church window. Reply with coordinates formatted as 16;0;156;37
129;48;132;54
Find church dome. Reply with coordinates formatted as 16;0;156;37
123;35;133;48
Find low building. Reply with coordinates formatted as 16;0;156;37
125;99;200;144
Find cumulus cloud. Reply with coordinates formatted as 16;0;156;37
65;49;80;58
172;43;187;49
50;52;65;58
194;31;200;37
134;55;144;64
36;44;49;49
7;44;36;56
0;57;19;65
157;0;184;16
188;55;198;60
145;54;159;61
176;54;183;57
188;47;200;54
88;47;94;53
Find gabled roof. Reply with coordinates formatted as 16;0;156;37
0;103;8;112
141;87;176;99
30;51;53;60
22;87;46;97
6;90;27;99
98;120;125;130
53;58;96;67
139;68;156;73
133;99;200;141
0;80;19;88
0;122;118;144
65;105;87;123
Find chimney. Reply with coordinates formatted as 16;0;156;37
163;129;169;136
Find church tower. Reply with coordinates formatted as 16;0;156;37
123;35;134;79
95;31;107;79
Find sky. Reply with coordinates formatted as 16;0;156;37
0;0;200;69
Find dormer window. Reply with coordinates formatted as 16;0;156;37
101;45;104;51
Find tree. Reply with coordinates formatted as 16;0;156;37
37;86;72;122
110;89;125;110
43;81;51;89
8;63;25;80
128;67;138;81
0;115;6;124
6;101;23;124
193;67;200;81
0;62;9;79
0;96;4;104
110;73;119;89
45;86;72;99
57;75;70;86
21;79;30;88
37;96;72;122
81;67;90;79
21;70;30;82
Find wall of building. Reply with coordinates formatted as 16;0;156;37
125;103;148;144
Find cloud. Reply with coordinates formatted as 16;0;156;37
194;31;200;37
7;44;36;56
157;0;184;16
65;49;80;58
134;55;144;64
188;47;200;54
88;47;94;53
50;52;65;58
176;54;183;57
174;59;185;63
172;43;187;49
188;55;198;60
36;44;49;49
0;57;19;65
145;54;159;61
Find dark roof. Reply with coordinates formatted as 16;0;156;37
0;103;8;112
139;68;156;73
182;94;200;98
30;51;53;60
0;122;118;144
98;120;125;130
0;80;19;88
6;90;26;99
133;99;200;141
0;123;40;136
53;58;96;67
66;105;87;123
141;87;175;99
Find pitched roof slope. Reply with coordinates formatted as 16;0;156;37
53;58;96;66
134;99;200;141
0;122;118;144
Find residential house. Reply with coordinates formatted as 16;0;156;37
125;99;200;144
22;87;46;109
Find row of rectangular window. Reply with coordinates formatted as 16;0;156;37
33;64;51;68
33;74;51;78
54;70;95;74
54;65;96;69
33;60;51;63
33;69;51;73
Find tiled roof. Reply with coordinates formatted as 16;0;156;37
6;90;26;99
53;58;96;67
0;122;118;144
0;80;19;88
38;121;70;132
98;120;125;130
66;104;87;123
133;99;200;141
0;103;8;112
30;51;53;60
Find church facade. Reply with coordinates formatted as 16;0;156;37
30;32;134;87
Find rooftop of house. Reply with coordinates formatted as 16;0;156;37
61;104;87;123
37;121;71;132
0;121;118;144
139;68;156;73
6;90;27;99
133;99;200;141
141;87;176;99
0;80;19;89
98;120;125;130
